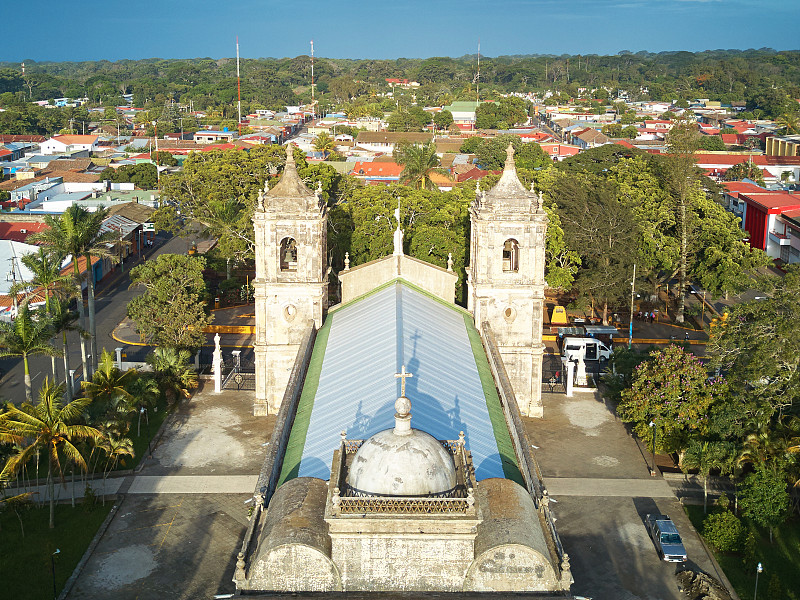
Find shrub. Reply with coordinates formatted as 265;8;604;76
767;573;781;600
702;510;743;552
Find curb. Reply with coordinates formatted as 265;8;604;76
57;500;121;600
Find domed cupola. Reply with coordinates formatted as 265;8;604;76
346;371;457;497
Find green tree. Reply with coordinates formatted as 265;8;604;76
617;345;724;462
475;96;530;129
474;135;551;171
395;141;445;190
702;510;743;552
81;349;135;419
0;303;61;400
682;439;735;513
709;267;800;418
664;115;702;323
0;379;102;528
123;375;160;437
98;163;158;189
433;110;453;131
549;175;638;323
739;466;789;542
699;135;726;151
146;347;199;405
313;131;335;156
723;161;765;186
150;150;178;167
51;298;82;400
127;254;211;350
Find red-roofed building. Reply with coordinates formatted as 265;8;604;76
350;161;404;185
539;143;580;161
722;182;800;261
455;167;502;183
0;222;49;243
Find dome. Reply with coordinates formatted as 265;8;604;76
346;395;457;497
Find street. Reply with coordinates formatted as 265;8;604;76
0;231;198;405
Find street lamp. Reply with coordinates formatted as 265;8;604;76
754;562;762;600
649;420;656;476
50;548;60;599
629;263;636;348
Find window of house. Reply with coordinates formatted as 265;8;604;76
280;237;298;271
502;239;519;272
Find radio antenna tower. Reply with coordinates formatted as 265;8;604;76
476;39;480;106
236;37;242;136
310;40;316;119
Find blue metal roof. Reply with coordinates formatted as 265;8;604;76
284;280;514;483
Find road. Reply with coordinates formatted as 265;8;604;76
0;231;197;405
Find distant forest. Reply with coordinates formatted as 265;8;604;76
0;49;798;133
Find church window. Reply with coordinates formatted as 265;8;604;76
280;237;298;271
502;239;519;272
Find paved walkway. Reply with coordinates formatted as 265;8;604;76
127;475;258;494
544;477;674;498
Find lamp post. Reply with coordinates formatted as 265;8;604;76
754;562;762;600
50;548;60;599
629;263;636;349
649;420;656;476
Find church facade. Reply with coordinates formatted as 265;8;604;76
239;145;569;594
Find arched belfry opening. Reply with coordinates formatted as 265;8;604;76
280;237;298;271
502;239;519;272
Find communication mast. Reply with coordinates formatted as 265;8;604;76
310;40;315;119
476;39;480;106
236;37;242;136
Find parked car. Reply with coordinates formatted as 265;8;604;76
561;336;613;362
646;514;687;563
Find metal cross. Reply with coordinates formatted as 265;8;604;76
395;365;413;397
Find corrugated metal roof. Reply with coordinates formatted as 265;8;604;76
284;280;515;483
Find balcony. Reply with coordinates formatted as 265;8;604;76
768;230;791;246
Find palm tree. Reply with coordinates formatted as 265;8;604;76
0;378;101;528
97;433;133;504
30;204;117;379
51;299;82;400
82;349;135;417
146;347;198;405
313;132;335;157
775;113;799;136
0;303;61;400
395;141;447;190
11;247;74;379
682;440;735;514
123;375;160;437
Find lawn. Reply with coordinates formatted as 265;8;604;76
127;398;170;470
0;502;113;600
685;505;800;600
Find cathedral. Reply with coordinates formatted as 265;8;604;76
234;144;571;594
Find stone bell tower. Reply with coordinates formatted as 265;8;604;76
253;146;327;415
468;144;548;418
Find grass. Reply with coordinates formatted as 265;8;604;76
127;398;170;471
0;502;113;600
685;504;800;600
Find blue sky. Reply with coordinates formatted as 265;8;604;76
3;0;798;62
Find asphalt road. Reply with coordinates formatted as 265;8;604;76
0;231;196;405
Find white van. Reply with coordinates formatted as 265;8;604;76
561;337;613;362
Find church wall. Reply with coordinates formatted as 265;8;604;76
247;544;341;592
464;544;561;592
329;534;475;591
338;254;456;305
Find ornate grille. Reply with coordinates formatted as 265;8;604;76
335;494;473;515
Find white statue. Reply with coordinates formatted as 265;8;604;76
393;203;404;256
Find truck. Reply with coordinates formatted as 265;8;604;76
561;336;613;362
646;514;688;563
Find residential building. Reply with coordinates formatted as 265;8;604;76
354;131;432;155
40;134;100;155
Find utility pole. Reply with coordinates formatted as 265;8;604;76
236;36;242;136
476;39;480;106
628;263;636;349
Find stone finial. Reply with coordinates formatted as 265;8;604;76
393;214;404;256
560;552;571;574
317;180;323;193
447;252;454;272
344;252;350;271
234;552;246;582
340;430;347;444
541;489;550;509
538;190;544;207
458;430;465;446
530;181;536;194
467;487;475;507
505;142;515;164
257;187;265;211
285;143;295;167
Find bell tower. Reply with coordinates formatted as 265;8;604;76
468;144;548;418
253;146;327;415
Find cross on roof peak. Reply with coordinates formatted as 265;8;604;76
395;365;413;398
